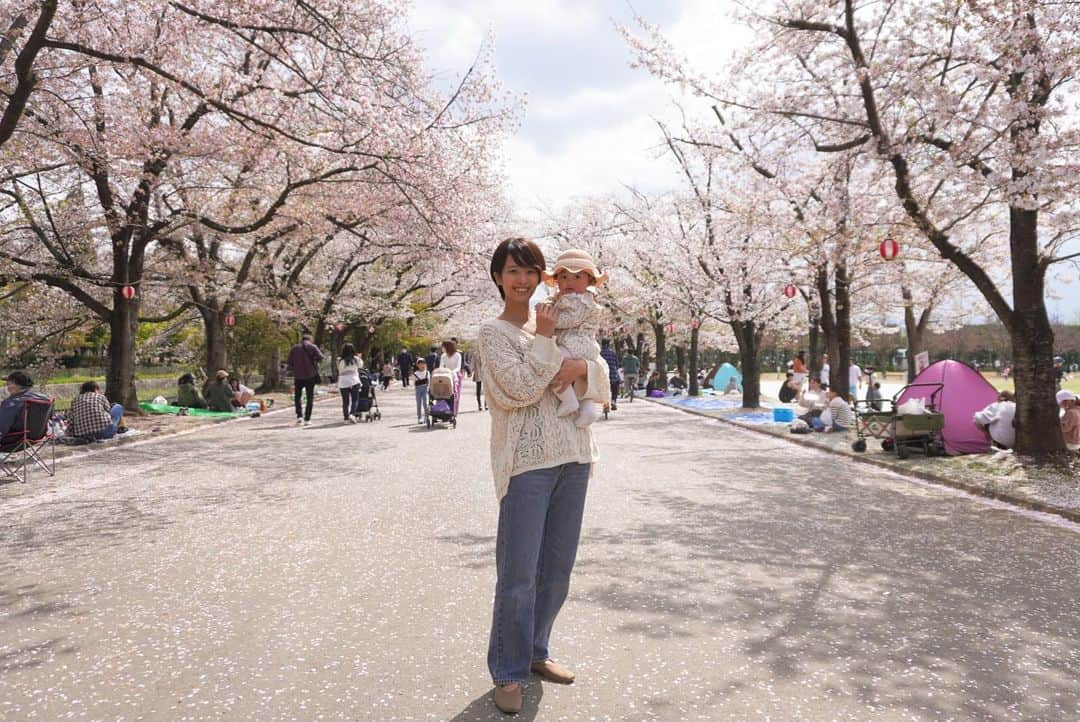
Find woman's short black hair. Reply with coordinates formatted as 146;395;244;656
79;381;99;394
179;373;195;385
5;371;32;388
489;237;546;299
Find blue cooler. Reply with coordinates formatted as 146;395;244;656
772;407;795;423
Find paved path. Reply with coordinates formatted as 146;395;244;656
2;383;1079;721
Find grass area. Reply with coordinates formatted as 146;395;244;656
987;375;1080;395
44;370;181;385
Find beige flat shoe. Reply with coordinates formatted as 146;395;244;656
531;658;575;684
493;683;523;714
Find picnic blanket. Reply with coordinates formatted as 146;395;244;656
138;402;248;417
723;411;785;425
667;396;743;411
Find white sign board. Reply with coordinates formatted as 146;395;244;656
914;351;931;376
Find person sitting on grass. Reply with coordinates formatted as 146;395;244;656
205;370;236;412
177;373;207;409
778;372;799;404
645;370;665;396
229;375;255;407
1057;390;1080;451
797;379;828;424
973;389;1016;450
812;388;853;432
70;381;125;441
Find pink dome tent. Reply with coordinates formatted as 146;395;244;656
897;360;1001;455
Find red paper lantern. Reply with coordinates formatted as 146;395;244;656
335;322;345;332
783;284;798;299
120;285;135;300
666;323;675;334
225;314;236;327
879;238;900;260
691;318;701;329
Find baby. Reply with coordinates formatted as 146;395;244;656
544;248;611;428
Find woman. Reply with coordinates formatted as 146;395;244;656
380;361;394;391
645;370;664;395
439;339;464;416
337;343;363;423
477;237;608;715
229;375;255;407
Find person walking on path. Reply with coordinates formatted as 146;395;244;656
425;345;441;374
848;360;863;402
413;358;431;424
397;348;414;388
440;339;465;417
621;351;640;402
337;343;363;423
471;353;487;411
600;339;620;411
287;334;324;426
477;237;606;715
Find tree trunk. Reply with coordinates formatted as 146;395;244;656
674;344;686;378
201;307;227;376
651;322;667;380
903;286;929;384
256;345;281;393
1009;207;1064;454
807;308;822;381
689;326;700;396
105;296;140;411
835;261;852;400
731;321;761;408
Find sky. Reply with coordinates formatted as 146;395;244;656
407;0;1079;323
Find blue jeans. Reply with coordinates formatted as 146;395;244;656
488;462;590;685
94;404;125;440
414;384;429;422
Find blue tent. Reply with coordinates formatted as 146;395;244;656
711;363;743;393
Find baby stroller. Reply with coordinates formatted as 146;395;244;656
428;367;457;429
355;370;381;422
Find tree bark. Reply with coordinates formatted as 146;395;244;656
731;320;762;408
105;295;140;411
201;306;227;375
689;325;700;396
651;322;667;380
674;343;686;379
256;345;282;393
835;261;852;400
1009;207;1064;454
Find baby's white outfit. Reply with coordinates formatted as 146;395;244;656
551;291;608;428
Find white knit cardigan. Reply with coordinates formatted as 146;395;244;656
477;316;607;501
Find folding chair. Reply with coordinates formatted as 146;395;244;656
0;397;56;484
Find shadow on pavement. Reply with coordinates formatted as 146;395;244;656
575;414;1080;719
448;680;544;721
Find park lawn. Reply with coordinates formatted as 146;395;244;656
985;374;1080;396
45;370;181;385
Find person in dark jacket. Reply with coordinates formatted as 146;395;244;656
205;369;236;412
599;339;620;411
424;345;440;375
177;373;207;408
397;348;414;388
287;334;325;425
0;371;51;448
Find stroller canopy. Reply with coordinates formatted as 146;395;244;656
711;363;743;392
897;360;1000;455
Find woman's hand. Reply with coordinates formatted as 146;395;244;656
534;302;558;338
551;358;587;394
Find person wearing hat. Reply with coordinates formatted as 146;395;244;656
543;248;612;428
0;371;51;445
205;369;236;412
1057;389;1080;451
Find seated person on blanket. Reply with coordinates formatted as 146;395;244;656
797;379;828;424
229;374;255;407
177;373;207;409
205;369;236;412
812;388;853;432
70;381;125;440
542;249;611;428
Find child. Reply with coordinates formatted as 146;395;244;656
413;358;431;424
543;248;611;428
